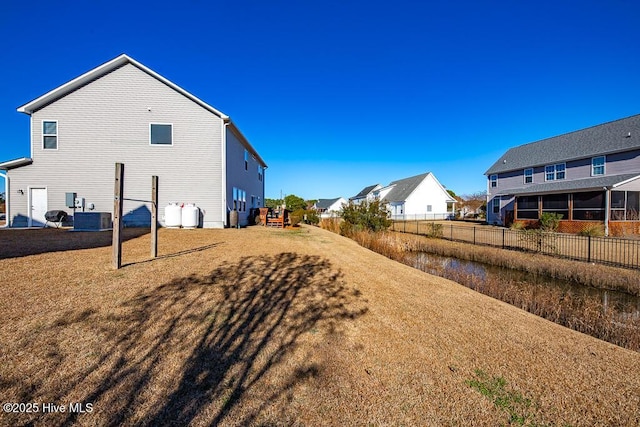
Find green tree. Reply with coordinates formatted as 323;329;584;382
265;198;283;209
284;194;306;211
339;199;391;235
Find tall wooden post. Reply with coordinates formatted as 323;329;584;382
151;175;158;258
113;163;124;269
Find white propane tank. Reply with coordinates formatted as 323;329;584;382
181;204;199;228
164;203;182;228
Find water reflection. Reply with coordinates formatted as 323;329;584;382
411;251;640;320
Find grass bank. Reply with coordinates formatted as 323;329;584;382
341;229;640;352
2;226;639;425
347;228;640;296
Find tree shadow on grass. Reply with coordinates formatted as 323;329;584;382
0;227;149;259
5;252;367;426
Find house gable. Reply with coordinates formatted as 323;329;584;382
5;54;266;228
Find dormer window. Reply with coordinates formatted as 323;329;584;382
592;156;605;176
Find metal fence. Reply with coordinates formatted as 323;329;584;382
390;213;454;221
390;220;640;270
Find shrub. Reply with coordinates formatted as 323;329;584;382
539;212;562;232
578;224;605;237
290;209;319;226
339;200;391;235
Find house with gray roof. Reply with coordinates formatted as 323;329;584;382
349;172;455;220
314;197;347;218
0;54;267;228
485;114;640;236
349;184;381;204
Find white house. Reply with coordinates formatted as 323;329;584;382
349;184;381;204
350;172;455;220
0;54;267;228
314;197;347;218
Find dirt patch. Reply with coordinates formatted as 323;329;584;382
1;225;639;426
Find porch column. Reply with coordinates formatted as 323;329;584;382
604;188;610;237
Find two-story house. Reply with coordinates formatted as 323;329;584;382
350;172;456;220
485;114;640;236
313;197;347;218
0;54;267;228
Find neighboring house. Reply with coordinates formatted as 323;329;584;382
349;184;381;204
349;172;456;220
0;54;267;228
314;197;347;218
485;114;640;236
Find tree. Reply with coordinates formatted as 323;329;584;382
339;199;391;235
460;191;487;218
265;198;283;209
284;194;306;211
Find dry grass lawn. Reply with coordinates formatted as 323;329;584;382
1;225;639;426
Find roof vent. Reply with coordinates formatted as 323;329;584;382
626;132;631;138
503;159;507;164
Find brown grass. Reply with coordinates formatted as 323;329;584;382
1;226;640;426
377;228;640;296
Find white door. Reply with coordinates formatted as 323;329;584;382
30;188;47;227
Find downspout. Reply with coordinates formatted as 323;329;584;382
603;187;610;237
221;119;229;227
1;172;7;228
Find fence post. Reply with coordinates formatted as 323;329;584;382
587;235;591;263
112;162;124;269
450;224;453;240
416;219;419;234
151;175;158;258
502;228;505;249
473;227;476;245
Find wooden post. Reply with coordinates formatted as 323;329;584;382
113;163;124;269
151;175;158;258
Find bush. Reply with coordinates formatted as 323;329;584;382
340;200;391;235
290;209;320;226
539;212;562;232
579;224;605;237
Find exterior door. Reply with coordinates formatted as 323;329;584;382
29;188;47;227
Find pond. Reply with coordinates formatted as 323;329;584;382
407;251;640;324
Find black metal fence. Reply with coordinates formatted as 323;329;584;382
390;220;640;270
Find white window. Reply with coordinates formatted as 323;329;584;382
592;156;605;176
233;187;246;211
244;150;249;171
524;168;533;184
258;166;263;182
490;175;498;188
492;197;500;214
43;120;58;149
150;123;173;145
545;163;566;181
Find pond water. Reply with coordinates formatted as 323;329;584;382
408;251;640;320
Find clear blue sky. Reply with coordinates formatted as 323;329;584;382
1;1;639;201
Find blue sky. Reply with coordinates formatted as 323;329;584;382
1;0;639;200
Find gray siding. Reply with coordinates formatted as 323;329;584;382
490;149;640;195
9;64;226;227
225;127;265;226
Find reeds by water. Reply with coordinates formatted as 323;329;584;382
341;229;640;352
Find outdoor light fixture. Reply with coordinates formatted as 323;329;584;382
17;189;24;195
